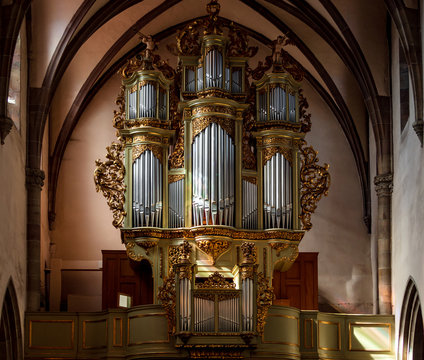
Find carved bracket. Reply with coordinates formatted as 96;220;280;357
269;242;299;272
299;139;330;231
94;141;126;228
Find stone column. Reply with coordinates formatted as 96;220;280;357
26;167;45;311
374;173;392;314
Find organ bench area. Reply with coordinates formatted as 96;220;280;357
92;1;334;358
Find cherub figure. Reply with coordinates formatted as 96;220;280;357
140;34;157;59
272;35;289;64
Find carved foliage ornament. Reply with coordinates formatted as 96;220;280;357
113;86;125;130
299;140;330;230
132;144;163;164
196;271;236;289
263;146;293;166
178;240;193;264
157;275;176;334
169;124;185;169
167;245;179;275
240;242;257;264
192;116;234;141
196;239;231;265
256;272;274;335
94;142;126;228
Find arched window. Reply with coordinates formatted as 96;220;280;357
399;45;409;132
0;280;23;360
398;279;424;359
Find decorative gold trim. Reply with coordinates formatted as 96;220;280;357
192;116;234;141
126;119;169;129
303;318;314;349
122;227;305;242
160;247;164;279
113;317;123;347
132;144;163;164
94;141;126;228
261;314;300;346
82;319;108;350
256;273;274;336
348;322;391;352
127;313;170;345
167;245;179;275
196;271;236;289
195;238;231;264
299;139;330;231
28;320;75;349
168;174;185;183
169;124;185;169
133;134;162;144
318;320;341;351
192;105;236;116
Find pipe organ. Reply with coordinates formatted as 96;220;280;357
95;0;330;354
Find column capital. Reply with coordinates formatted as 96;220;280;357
26;167;45;190
374;173;393;198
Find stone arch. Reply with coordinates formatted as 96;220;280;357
0;279;23;360
398;278;424;359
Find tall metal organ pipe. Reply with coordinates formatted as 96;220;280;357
132;150;162;227
139;83;157;118
205;49;223;88
242;180;258;229
263;152;293;229
192;123;234;226
169;179;185;228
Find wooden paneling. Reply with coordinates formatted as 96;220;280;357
102;251;153;310
272;252;318;310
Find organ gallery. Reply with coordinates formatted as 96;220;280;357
94;0;330;354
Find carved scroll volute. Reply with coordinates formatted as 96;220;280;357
269;242;299;272
299;139;330;230
94;141;126;228
195;238;231;265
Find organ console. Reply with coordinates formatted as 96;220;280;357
94;0;330;350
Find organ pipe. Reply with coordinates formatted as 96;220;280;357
242;180;257;229
169;179;184;228
263;152;292;229
132;150;163;227
192;123;234;226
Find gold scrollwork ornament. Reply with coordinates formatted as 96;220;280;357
256;272;274;335
94;142;126;228
299;139;330;230
157;275;176;334
196;271;236;289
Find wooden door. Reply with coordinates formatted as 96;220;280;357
272;252;318;310
102;250;153;309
